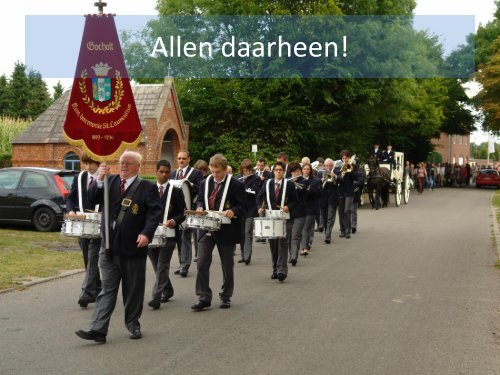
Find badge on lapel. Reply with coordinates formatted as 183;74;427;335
131;203;139;215
224;201;232;210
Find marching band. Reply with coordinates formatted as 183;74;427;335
71;150;368;342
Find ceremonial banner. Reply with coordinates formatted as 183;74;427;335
63;14;142;161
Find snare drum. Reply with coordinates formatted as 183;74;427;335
266;209;290;220
149;225;176;247
254;218;286;239
185;214;221;231
206;210;231;224
61;212;101;239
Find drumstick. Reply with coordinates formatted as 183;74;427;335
64;214;86;219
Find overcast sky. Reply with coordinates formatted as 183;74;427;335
0;0;496;142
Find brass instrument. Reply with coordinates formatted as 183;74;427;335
289;175;305;190
341;155;357;176
322;170;336;184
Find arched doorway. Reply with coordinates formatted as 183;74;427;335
160;131;175;164
64;152;80;171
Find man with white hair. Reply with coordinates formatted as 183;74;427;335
76;151;162;343
301;156;311;166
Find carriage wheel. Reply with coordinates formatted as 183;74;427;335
394;179;402;207
403;175;411;204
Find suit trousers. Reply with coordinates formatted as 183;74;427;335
339;196;354;234
268;237;288;275
351;201;359;230
177;228;193;271
78;237;101;300
89;250;146;335
300;214;316;250
148;240;175;302
287;217;306;261
323;202;338;241
239;217;254;261
196;233;235;303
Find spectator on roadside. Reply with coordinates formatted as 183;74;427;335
416;162;427;194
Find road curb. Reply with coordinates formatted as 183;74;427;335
0;269;85;295
490;194;500;262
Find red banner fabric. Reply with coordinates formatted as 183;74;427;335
63;14;142;161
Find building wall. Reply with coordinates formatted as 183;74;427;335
432;133;471;165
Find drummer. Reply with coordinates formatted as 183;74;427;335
66;152;101;308
257;161;298;282
147;160;186;310
191;153;247;311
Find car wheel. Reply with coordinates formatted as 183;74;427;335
33;207;57;232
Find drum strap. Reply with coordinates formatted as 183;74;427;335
204;175;231;211
266;179;287;209
77;171;85;214
113;177;142;240
162;182;174;223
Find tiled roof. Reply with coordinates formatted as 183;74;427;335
13;83;167;144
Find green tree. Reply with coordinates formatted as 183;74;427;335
26;70;51;118
6;62;30;119
0;75;8;116
476;38;500;132
52;81;64;101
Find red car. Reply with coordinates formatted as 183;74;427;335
475;169;500;189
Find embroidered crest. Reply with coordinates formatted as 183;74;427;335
131;203;139;215
224;201;232;209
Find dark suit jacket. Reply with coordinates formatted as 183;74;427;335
159;182;186;241
255;170;272;180
66;171;98;212
381;150;395;165
304;176;322;215
90;175;163;258
195;175;247;245
256;179;298;213
239;174;261;218
172;166;203;209
290;176;307;219
369;148;383;162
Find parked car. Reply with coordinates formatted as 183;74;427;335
475;169;500;189
0;167;78;231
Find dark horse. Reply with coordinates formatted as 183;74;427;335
366;154;391;210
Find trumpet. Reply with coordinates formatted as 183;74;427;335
288;175;305;190
341;155;357;175
322;170;336;183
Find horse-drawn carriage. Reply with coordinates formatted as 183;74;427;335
364;151;411;209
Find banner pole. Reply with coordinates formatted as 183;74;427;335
104;173;110;250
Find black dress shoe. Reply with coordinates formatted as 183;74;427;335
148;300;161;310
78;297;93;308
75;329;106;343
270;273;278;279
291;259;297;266
345;233;351;239
219;299;231;309
237;259;245;263
324;239;331;244
161;294;173;303
245;259;251;265
174;269;181;275
191;300;211;311
179;269;188;277
352;228;357;234
277;273;286;282
339;233;346;238
129;328;142;339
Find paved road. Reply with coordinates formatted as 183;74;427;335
1;187;499;375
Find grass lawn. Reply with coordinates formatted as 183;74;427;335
0;226;83;290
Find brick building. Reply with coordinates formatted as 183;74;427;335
432;132;471;165
12;77;188;175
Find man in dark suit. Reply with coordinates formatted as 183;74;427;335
257;161;298;282
255;157;272;181
369;142;383;162
66;153;101;308
319;158;339;244
147;160;186;310
76;151;162;343
191;153;247;311
171;150;203;277
381;143;396;168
